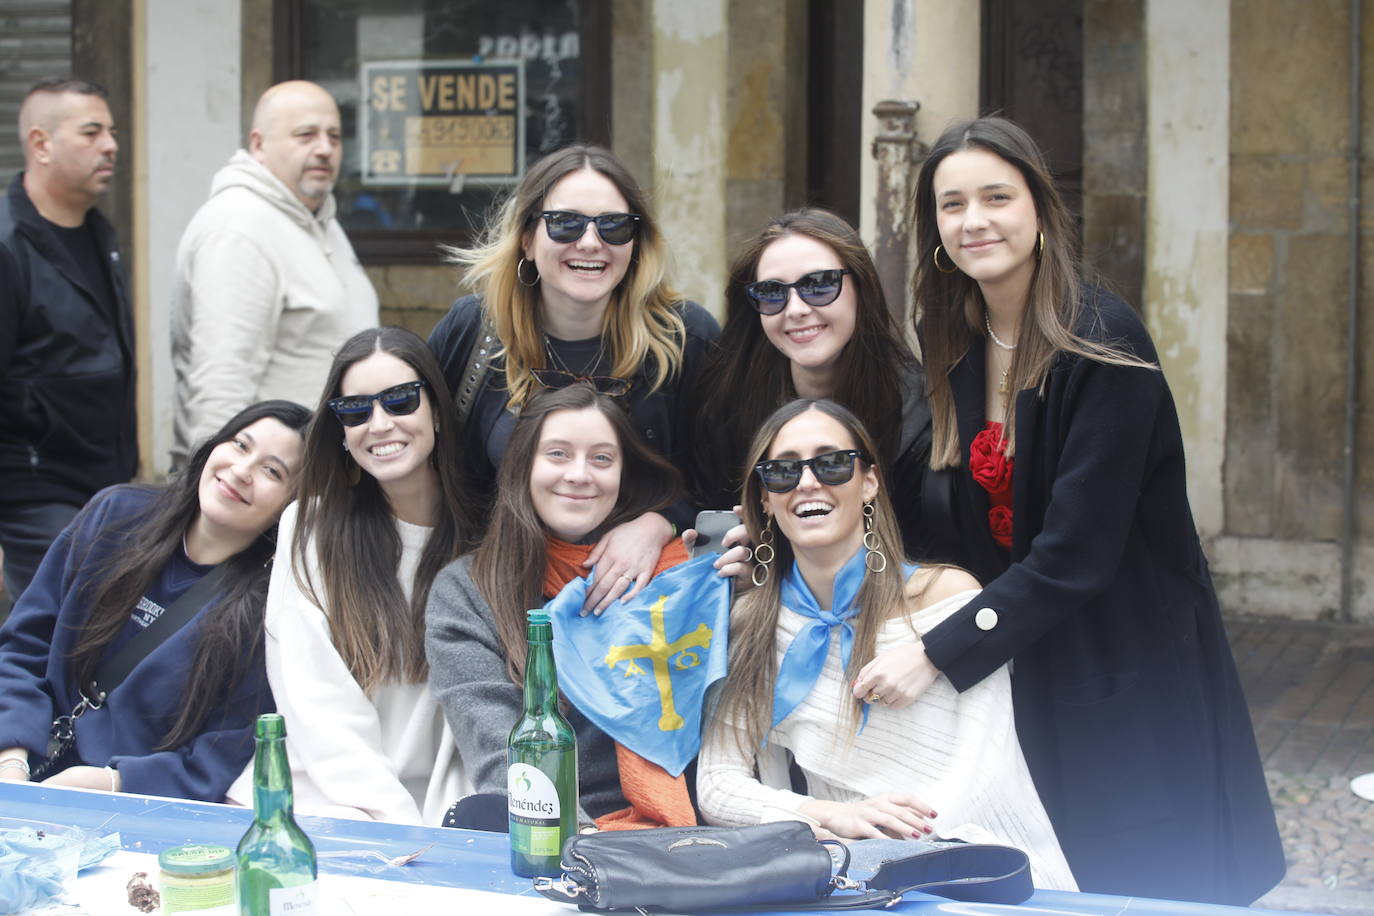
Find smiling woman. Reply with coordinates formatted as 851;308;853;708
426;383;693;831
696;398;1075;892
223;327;480;825
430;144;719;614
688;209;934;559
0;400;310;802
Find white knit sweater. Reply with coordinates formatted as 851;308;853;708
698;588;1077;891
225;502;468;824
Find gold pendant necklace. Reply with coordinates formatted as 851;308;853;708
999;368;1009;395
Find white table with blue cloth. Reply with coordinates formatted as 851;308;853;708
0;781;1320;915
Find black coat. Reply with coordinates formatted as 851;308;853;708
0;173;137;508
919;289;1283;905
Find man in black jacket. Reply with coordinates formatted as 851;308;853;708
0;78;136;612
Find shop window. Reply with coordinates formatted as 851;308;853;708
278;0;610;263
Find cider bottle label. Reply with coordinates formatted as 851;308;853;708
507;761;562;857
267;881;318;915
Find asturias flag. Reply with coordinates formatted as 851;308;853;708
544;554;731;777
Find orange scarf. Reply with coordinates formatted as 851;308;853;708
543;535;696;831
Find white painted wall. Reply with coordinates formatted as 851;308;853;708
859;0;980;249
1144;0;1230;535
650;0;727;313
140;0;242;476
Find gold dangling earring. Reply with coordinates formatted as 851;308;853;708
933;245;959;274
863;502;887;573
751;516;776;588
1036;231;1045;258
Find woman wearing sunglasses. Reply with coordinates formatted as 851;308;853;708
225;328;478;824
697;398;1075;891
426;382;692;830
885;117;1282;904
430;144;719;614
0;400;309;801
690;209;933;557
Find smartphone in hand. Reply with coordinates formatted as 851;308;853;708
690;510;739;559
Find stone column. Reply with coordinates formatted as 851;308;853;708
651;0;728;318
870;100;922;320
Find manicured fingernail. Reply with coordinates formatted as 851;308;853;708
922;825;933;834
911;830;923;838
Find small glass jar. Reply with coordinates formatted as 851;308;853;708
158;844;236;913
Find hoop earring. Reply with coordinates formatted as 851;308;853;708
862;502;887;573
751;517;776;588
933;245;958;274
1036;231;1045;258
517;257;540;287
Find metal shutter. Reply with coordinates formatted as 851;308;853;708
0;0;73;176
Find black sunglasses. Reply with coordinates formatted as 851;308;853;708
745;268;852;314
530;368;632;398
535;210;641;246
327;380;427;427
754;449;873;494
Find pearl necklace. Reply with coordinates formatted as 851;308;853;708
984;312;1017;351
984;312;1017;395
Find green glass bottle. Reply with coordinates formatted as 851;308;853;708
236;714;318;915
507;610;578;878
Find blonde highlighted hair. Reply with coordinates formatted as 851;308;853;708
445;144;686;410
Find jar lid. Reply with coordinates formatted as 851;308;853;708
158;844;235;874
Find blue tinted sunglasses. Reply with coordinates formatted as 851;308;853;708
327;381;426;427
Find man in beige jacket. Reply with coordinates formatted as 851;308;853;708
171;80;378;465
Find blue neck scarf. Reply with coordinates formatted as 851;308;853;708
771;548;917;732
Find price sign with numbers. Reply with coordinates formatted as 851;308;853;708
361;60;525;187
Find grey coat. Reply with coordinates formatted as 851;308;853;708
424;554;626;823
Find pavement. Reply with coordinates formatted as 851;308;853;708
1227;616;1374;916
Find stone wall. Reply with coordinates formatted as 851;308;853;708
1217;0;1372;620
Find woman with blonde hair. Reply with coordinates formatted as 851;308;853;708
430;144;718;613
697;398;1075;891
888;116;1283;904
226;327;478;824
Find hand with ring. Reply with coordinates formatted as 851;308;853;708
581;511;675;615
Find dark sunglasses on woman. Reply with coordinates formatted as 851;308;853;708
754;448;873;493
745;268;852;314
534;210;640;246
327;380;427;427
530;368;632;398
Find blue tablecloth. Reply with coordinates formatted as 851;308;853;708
0;781;1316;915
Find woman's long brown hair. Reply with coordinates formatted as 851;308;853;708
470;383;681;684
689;208;918;509
708;399;910;755
291;328;480;693
69;399;312;749
911;117;1156;467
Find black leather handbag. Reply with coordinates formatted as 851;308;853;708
532;821;1035;913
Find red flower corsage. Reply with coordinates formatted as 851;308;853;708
969;425;1013;497
970;421;1014;549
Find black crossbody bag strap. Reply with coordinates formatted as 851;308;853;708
453;315;498;433
92;564;229;695
34;564;230;779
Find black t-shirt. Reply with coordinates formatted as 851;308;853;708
50;215;118;319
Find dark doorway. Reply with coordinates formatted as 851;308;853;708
981;0;1084;220
804;0;864;227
